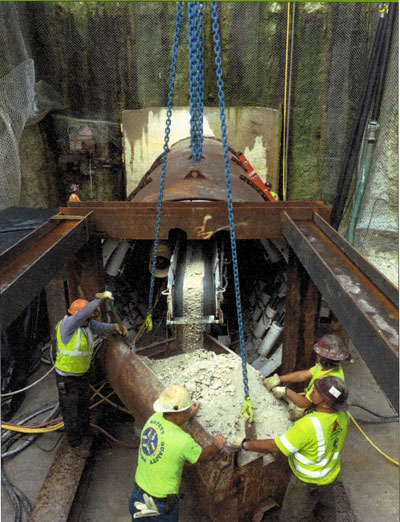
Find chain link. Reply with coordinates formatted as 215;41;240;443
147;2;183;323
188;2;204;162
211;2;250;400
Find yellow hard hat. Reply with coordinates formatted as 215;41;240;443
153;385;191;413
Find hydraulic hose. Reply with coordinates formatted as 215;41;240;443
348;412;399;467
331;5;388;229
2;470;22;522
346;3;397;243
349;402;398;419
371;3;397;122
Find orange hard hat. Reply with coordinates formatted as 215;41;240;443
68;299;89;315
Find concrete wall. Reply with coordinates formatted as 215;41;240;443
122;106;281;196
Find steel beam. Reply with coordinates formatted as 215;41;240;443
0;214;92;331
281;249;321;376
45;278;68;352
283;213;399;411
61;201;331;240
27;436;91;522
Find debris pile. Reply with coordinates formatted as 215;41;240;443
143;349;292;444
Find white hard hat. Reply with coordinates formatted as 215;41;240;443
153;385;191;413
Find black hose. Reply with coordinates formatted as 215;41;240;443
371;3;397;121
1;401;59;445
352;416;398;424
2;436;38;459
2;470;22;522
13;482;32;518
349;402;399;419
331;6;388;229
1;402;59;522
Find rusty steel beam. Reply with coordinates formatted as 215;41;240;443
283;213;399;411
61;201;330;240
45;278;68;352
28;436;91;522
281;249;321;376
0;214;92;331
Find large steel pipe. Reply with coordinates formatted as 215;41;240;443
102;337;290;521
128;137;269;203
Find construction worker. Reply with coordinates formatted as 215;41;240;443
239;376;349;522
55;291;128;458
266;181;279;201
263;334;348;419
129;385;226;521
68;183;81;202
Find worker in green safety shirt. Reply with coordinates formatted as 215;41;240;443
264;334;348;420
129;385;226;520
240;376;349;522
55;290;128;458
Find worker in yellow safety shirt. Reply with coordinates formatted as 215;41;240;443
239;376;349;522
55;291;128;458
68;183;81;202
264;334;348;420
266;180;279;200
129;385;226;520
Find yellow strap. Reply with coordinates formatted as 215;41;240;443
145;314;153;332
242;396;254;423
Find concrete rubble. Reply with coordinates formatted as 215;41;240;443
143;349;292;445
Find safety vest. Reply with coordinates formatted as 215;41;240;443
305;364;345;400
69;193;81;202
55;319;94;374
275;410;348;485
270;191;279;201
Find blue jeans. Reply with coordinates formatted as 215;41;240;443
129;484;179;522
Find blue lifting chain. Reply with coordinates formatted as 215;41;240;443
188;2;205;162
146;2;183;331
211;2;253;422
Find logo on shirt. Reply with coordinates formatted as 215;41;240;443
142;427;158;456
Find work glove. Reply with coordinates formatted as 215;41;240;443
95;291;114;301
114;323;129;337
272;386;286;399
288;402;305;421
229;437;244;449
133;493;160;518
263;373;281;391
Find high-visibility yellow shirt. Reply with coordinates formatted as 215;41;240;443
305;364;345;401
55;320;94;374
135;413;202;497
275;410;348;485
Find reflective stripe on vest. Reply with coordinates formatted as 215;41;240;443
55;319;94;374
279;417;341;479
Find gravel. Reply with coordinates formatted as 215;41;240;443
142;349;292;445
